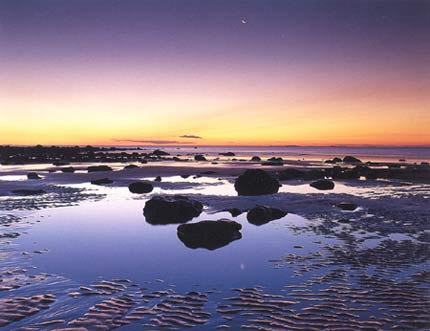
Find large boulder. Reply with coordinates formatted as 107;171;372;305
234;169;280;196
310;179;335;190
87;165;113;172
247;206;287;225
177;219;242;250
128;182;153;194
143;196;203;224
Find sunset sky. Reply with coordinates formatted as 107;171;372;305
1;0;429;146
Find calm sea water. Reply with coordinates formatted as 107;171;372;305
116;146;430;162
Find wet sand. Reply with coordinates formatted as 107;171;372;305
0;155;429;330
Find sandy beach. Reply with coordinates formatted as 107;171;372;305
0;146;429;330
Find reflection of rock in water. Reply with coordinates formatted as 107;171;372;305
143;195;203;225
177;219;242;250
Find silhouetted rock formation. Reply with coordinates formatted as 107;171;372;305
194;154;207;161
154;176;162;182
124;164;139;169
234;169;280;195
251;156;261;161
337;202;358;211
343;156;362;163
27;172;41;180
87;165;113;173
177;219;242;250
247;206;287;225
60;167;75;173
128;182;153;194
152;149;170;156
91;178;113;185
219;152;235;156
310;179;335;190
143;196;203;224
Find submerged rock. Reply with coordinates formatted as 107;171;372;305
27;172;41;180
234;169;280;196
87;165;113;172
152;149;170;156
124;164;139;170
247;206;287;225
219;152;235;156
337;202;358;211
143;195;203;224
11;189;46;195
177;219;242;250
91;178;113;185
310;179;335;190
60;166;75;173
128;181;153;194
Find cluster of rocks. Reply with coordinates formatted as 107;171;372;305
0;145;174;165
278;163;430;181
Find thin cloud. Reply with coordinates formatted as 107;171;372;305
179;135;202;139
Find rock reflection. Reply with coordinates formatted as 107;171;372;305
177;219;242;250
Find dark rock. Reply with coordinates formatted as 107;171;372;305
154;176;162;182
177;219;242;250
194;154;207;161
325;157;343;164
53;161;69;166
181;174;190;179
27;172;41;180
219;152;235;156
336;202;358;211
262;157;284;166
140;160;148;164
310;179;335;190
11;189;46;196
247;206;287;225
128;182;153;194
152;149;170;156
87;165;113;172
343;156;362;163
60;167;75;173
124;164;139;170
143;195;203;224
91;178;113;185
226;208;243;217
234;169;280;196
251;156;261;162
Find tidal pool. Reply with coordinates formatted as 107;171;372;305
16;197;329;291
